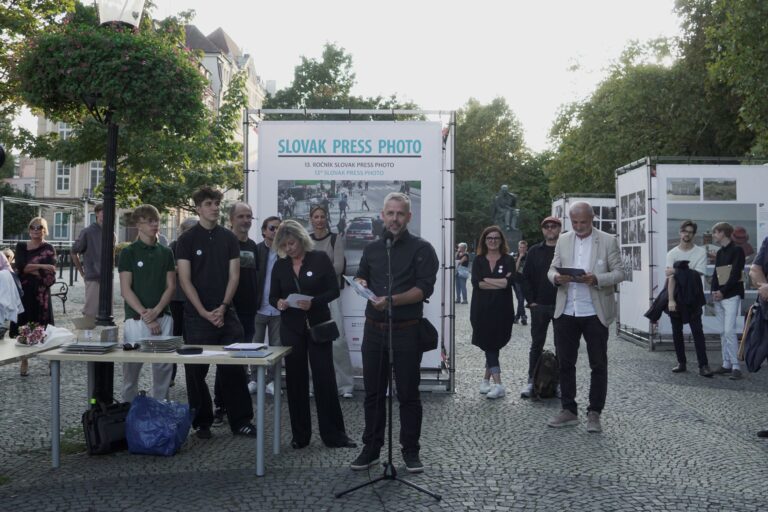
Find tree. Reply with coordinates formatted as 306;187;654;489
11;2;247;211
0;183;36;239
265;43;417;112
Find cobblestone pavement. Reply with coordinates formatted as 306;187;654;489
1;279;767;511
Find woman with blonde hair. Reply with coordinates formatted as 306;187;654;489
10;217;57;376
269;220;355;449
470;226;515;399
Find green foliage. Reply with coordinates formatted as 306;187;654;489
454;97;548;243
11;2;247;212
0;183;37;238
265;43;418;112
706;0;768;153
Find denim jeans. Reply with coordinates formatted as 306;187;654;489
714;295;741;370
455;276;468;302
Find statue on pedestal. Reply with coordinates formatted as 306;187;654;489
491;184;522;248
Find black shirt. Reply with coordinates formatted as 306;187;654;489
712;241;745;299
176;223;240;313
268;250;339;334
233;238;259;314
522;242;557;306
356;230;439;322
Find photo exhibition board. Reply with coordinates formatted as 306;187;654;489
250;121;447;370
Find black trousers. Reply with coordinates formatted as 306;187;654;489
528;304;556;379
183;309;252;432
670;312;709;368
282;327;349;446
553;314;608;415
214;310;257;409
361;322;422;453
512;282;527;320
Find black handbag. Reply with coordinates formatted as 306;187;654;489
418;318;439;352
292;275;340;344
82;401;131;455
307;318;340;344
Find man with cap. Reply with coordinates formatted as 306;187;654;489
520;215;562;398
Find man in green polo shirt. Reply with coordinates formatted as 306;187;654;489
118;205;176;402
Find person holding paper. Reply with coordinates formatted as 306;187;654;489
470;226;515;399
269;220;355;450
350;192;439;474
547;202;624;433
710;222;746;380
118;205;175;402
309;205;355;399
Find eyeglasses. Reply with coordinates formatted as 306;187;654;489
122;343;141;351
485;236;501;241
29;225;43;231
542;224;560;230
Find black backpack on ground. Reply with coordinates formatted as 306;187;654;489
82;401;131;455
531;350;559;400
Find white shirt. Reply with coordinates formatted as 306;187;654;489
666;245;707;275
563;232;597;317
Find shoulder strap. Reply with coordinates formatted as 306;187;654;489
330;232;337;249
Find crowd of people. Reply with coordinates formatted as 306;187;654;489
3;191;767;473
458;201;768;438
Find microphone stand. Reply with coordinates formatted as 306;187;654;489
336;235;441;501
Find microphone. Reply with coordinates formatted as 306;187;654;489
382;230;394;248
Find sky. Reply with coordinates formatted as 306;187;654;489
17;0;683;152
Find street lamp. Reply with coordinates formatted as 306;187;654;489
94;0;145;328
89;0;145;404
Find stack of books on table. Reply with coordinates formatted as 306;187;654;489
223;343;272;358
62;342;118;354
139;336;183;353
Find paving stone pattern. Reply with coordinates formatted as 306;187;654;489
1;279;766;511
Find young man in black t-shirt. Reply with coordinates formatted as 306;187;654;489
176;187;256;439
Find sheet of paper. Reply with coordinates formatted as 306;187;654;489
224;343;268;351
286;293;313;308
185;350;228;357
343;275;378;301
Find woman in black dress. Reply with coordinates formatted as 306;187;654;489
470;226;514;399
11;217;57;376
269;220;356;449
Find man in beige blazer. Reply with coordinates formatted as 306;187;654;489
546;202;624;433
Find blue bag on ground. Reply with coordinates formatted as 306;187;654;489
125;394;192;456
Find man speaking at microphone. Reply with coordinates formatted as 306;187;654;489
350;192;439;474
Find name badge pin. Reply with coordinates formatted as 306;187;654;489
306;271;313;277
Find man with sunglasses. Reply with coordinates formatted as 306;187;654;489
252;216;283;395
665;220;712;377
520;216;562;398
118;205;175;402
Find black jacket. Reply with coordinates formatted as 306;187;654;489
521;242;557;306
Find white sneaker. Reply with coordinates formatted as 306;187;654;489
247;381;258;395
266;382;275;396
479;379;492;394
520;382;533;398
341;391;353;399
486;384;505;399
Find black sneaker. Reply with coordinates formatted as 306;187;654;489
350;446;380;471
196;427;212;439
234;423;257;437
402;451;424;474
213;407;225;426
521;318;528;326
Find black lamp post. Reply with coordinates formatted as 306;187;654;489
94;0;145;328
89;0;145;404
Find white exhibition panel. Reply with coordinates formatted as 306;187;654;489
249;120;448;370
617;166;651;335
617;161;766;340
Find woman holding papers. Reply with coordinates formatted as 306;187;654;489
270;220;356;450
309;205;355;399
470;225;515;399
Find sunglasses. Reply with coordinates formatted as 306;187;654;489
122;343;141;351
542;224;560;229
266;225;279;232
29;225;44;231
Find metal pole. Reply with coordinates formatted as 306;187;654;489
97;116;117;327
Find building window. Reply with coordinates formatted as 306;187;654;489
53;212;70;239
88;212;96;225
89;161;103;195
58;122;72;140
56;162;71;192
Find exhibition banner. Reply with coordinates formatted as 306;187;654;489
251;121;446;369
